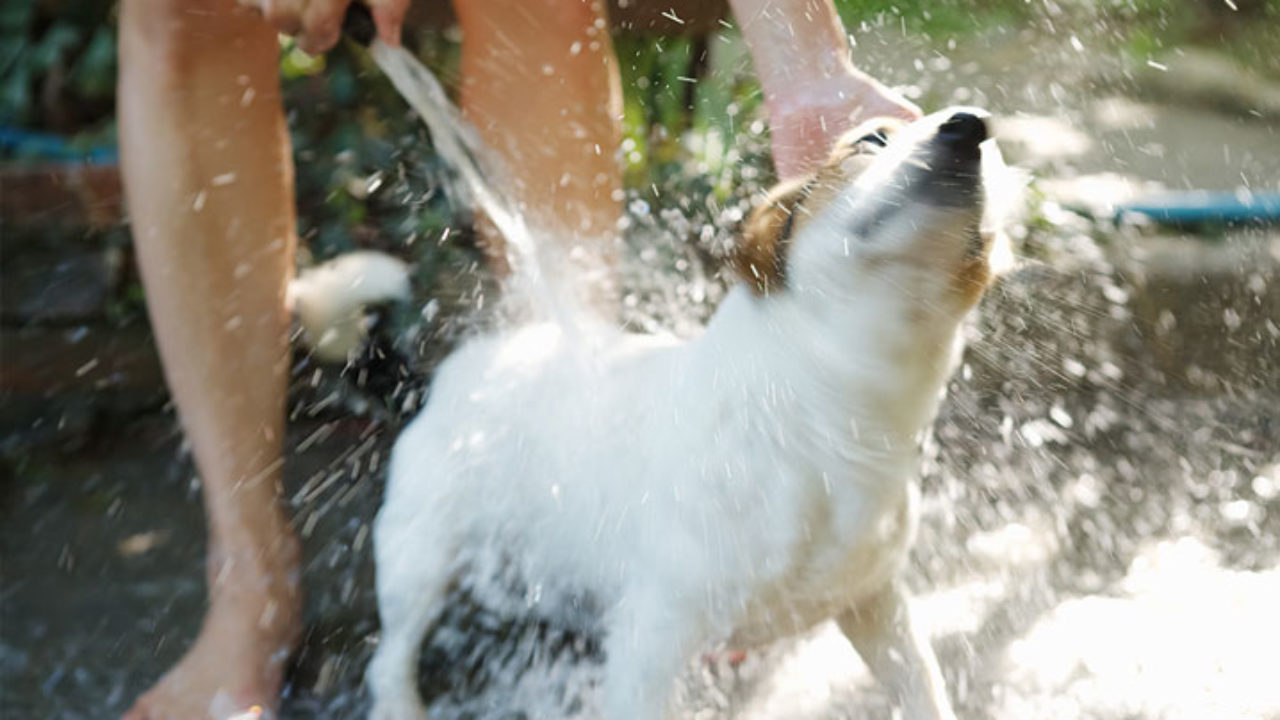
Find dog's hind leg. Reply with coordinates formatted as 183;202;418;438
366;505;454;720
836;584;956;720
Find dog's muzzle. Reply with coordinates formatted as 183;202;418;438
936;111;989;153
910;109;990;208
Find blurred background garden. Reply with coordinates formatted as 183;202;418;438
2;0;1277;434
2;1;1279;718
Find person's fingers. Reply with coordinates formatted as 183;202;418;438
769;83;924;179
261;0;305;36
367;0;409;47
890;97;923;122
882;92;922;122
235;0;268;16
298;0;350;54
768;110;833;180
838;93;920;135
851;75;921;125
854;97;920;127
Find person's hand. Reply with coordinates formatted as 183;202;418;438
766;67;920;180
237;0;409;54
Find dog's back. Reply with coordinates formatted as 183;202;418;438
382;287;923;634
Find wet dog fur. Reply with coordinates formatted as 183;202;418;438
366;108;1009;720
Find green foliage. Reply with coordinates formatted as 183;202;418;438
0;0;118;136
833;0;1030;37
1103;0;1280;75
614;31;767;199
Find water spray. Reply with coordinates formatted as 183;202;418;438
341;4;578;328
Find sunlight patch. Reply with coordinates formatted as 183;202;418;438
997;536;1280;720
736;623;867;720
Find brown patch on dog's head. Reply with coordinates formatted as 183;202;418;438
732;118;906;296
732;178;811;296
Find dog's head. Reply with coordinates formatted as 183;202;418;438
734;108;1013;323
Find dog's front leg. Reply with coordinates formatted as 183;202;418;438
836;584;956;720
602;589;703;720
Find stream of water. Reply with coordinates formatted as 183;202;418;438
369;41;584;331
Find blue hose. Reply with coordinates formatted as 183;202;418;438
0;124;118;163
1116;190;1280;226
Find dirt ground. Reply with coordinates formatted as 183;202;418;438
4;247;1277;719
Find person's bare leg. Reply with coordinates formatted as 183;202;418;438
454;0;623;302
730;0;920;179
118;1;300;717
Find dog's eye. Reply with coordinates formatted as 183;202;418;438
855;129;891;150
833;121;901;160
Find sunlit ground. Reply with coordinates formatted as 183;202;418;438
733;531;1280;720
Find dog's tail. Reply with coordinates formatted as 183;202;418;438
288;251;410;362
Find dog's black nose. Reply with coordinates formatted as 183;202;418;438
936;112;988;148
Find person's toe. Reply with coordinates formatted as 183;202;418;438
121;695;154;720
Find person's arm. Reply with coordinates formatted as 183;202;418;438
729;0;920;179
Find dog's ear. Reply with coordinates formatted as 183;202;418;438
732;178;811;296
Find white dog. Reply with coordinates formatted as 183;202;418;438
366;108;1006;720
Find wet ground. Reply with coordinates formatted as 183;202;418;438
5;223;1277;718
5;24;1280;720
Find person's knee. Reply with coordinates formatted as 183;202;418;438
454;0;606;37
121;0;269;71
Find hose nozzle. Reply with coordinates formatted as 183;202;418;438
342;3;377;47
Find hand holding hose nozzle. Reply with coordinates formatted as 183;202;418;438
234;0;402;54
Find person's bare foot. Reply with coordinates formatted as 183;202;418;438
766;68;921;179
123;543;302;720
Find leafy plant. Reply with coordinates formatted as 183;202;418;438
0;0;118;152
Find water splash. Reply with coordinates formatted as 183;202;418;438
369;41;584;329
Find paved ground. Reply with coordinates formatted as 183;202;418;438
4;223;1278;719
